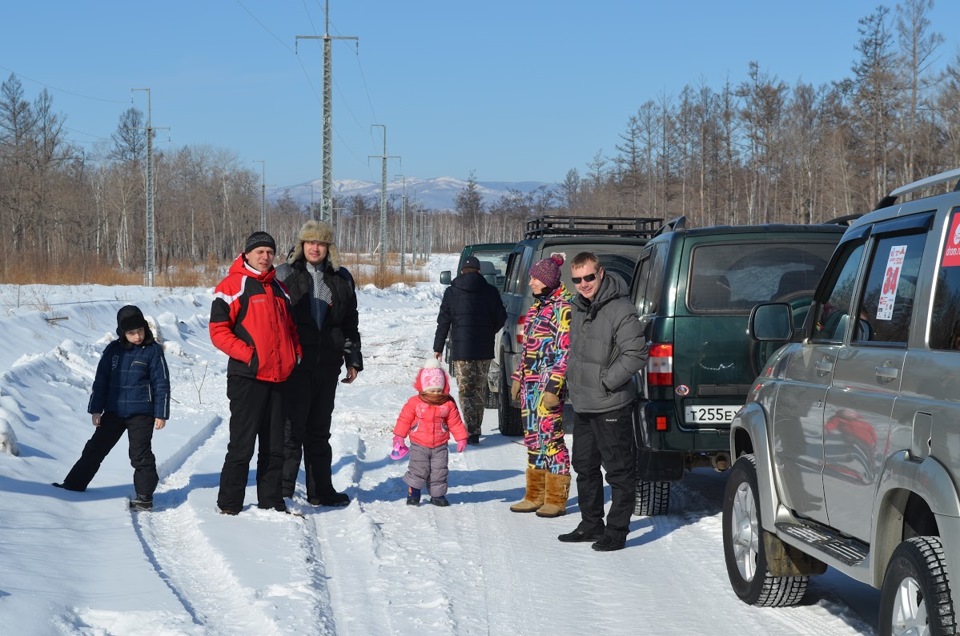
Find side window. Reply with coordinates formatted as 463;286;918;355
854;232;925;345
634;243;666;316
931;209;960;350
503;249;526;294
811;241;866;343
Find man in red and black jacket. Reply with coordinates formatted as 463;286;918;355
209;231;302;515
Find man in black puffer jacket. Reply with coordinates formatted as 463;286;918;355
433;256;507;444
276;220;363;507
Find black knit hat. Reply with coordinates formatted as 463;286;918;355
244;231;276;254
117;305;147;336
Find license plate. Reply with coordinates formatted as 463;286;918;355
684;405;740;424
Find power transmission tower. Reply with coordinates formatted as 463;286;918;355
131;88;158;286
369;124;399;274
296;0;357;225
254;160;266;231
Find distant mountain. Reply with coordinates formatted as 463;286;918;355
270;176;555;212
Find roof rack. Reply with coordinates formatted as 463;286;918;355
524;215;664;239
653;216;687;237
874;167;960;210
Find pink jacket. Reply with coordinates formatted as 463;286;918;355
393;394;468;449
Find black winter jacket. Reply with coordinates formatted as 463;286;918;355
433;271;507;361
277;258;363;372
88;330;171;420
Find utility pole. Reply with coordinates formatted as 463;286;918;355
254;160;266;231
131;88;155;286
369;124;399;274
397;174;407;276
296;0;357;224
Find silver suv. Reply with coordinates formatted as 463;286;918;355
724;168;960;634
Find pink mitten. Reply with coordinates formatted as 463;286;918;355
456;438;467;453
390;435;409;461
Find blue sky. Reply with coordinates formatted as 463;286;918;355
3;1;959;189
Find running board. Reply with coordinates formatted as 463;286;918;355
775;521;868;566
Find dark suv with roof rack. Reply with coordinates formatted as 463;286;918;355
629;217;847;515
496;215;662;436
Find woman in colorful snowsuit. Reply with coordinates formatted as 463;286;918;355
392;358;469;507
509;254;572;517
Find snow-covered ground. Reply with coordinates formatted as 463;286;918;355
0;254;880;635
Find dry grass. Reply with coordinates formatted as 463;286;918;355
2;251;429;289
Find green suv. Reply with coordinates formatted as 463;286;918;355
629;217;846;515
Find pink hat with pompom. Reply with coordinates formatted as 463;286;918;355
417;357;447;392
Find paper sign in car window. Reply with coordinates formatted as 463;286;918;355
941;210;960;267
877;245;906;321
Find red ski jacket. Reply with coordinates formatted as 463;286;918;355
209;253;302;383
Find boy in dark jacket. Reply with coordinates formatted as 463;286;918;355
54;305;170;511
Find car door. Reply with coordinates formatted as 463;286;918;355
771;234;867;524
821;216;930;541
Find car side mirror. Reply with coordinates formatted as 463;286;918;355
749;303;793;342
440;270;452;285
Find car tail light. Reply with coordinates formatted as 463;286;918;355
648;344;673;386
655;415;668;431
515;315;526;345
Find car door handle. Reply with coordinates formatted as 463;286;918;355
815;359;833;375
875;366;899;382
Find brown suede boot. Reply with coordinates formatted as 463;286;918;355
510;467;546;512
536;472;571;518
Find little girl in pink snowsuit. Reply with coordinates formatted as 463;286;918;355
392;358;469;507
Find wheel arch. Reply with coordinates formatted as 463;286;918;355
872;452;960;595
730;401;778;532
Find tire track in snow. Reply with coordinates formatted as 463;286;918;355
131;414;336;634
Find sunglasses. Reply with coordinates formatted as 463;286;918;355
571;272;598;285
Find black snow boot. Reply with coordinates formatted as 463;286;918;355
129;494;153;511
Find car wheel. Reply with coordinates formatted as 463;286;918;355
497;356;523;436
634;480;669;516
879;536;956;636
722;454;807;607
483;383;499;409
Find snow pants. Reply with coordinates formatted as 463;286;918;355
281;364;340;500
63;413;157;495
520;380;570;475
402;443;450;498
453;359;491;437
217;375;286;512
571;403;636;540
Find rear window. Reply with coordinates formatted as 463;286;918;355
547;242;644;290
688;241;836;313
466;249;512;292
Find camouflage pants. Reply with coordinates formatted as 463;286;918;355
453;359;491;437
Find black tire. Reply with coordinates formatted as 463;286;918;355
722;454;808;607
634;480;670;516
879;537;956;636
497;356;523;436
483;382;499;409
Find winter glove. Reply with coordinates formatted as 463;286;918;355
456;438;467;453
390;435;409;461
540;392;560;410
511;379;522;402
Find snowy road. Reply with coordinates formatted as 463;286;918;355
0;271;878;634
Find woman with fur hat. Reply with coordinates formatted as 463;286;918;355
508;253;573;517
392;357;469;507
54;305;170;511
275;220;363;507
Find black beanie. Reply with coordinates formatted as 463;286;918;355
117;305;147;336
244;231;276;254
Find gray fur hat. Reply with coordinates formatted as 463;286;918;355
292;220;340;271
